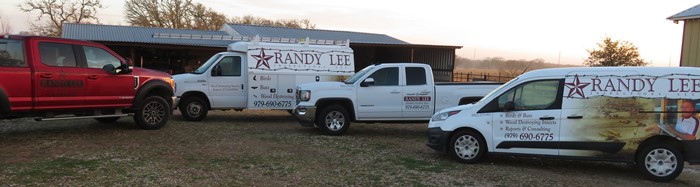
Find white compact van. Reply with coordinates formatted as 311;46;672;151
427;67;700;182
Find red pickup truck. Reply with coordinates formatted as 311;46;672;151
0;35;175;129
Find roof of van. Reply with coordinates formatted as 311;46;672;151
519;67;700;79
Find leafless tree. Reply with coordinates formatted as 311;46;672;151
231;15;316;29
0;17;11;34
19;0;103;36
125;0;227;30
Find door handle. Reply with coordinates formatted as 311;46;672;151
390;91;401;94
420;91;431;94
241;84;244;89
40;74;53;78
539;117;555;120
567;115;583;119
88;75;98;80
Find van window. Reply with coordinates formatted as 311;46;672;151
214;56;242;76
0;39;25;67
83;46;122;69
368;67;398;86
406;67;426;85
39;42;77;67
497;80;561;111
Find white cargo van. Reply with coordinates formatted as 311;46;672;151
173;37;354;121
426;67;700;182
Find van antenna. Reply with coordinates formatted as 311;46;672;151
304;37;310;46
344;39;350;47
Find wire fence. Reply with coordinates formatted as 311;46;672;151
453;72;516;83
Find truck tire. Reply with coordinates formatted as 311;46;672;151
134;95;171;130
179;96;208;121
637;143;684;182
316;105;350;136
449;130;487;164
95;117;120;123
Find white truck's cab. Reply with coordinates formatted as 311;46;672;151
427;67;700;182
173;38;354;121
293;63;500;135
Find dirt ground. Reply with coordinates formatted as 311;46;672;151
1;110;699;186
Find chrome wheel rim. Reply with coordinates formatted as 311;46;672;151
324;111;345;131
186;101;202;117
644;148;678;177
454;135;479;160
143;101;165;125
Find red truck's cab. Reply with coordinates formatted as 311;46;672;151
0;35;175;129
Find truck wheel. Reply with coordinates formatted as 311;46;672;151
95;117;120;123
134;96;171;130
316;105;350;136
637;143;684;182
449;130;486;163
179;96;208;121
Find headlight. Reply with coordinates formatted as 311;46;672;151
299;90;311;101
431;110;461;121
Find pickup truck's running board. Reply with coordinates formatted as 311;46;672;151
34;114;132;121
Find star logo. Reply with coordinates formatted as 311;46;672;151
251;48;272;69
565;74;590;99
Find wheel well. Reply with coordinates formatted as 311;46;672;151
180;91;210;109
316;98;355;120
459;97;482;105
449;127;487;151
134;80;174;108
635;135;683;163
0;87;10;113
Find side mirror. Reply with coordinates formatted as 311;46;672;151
360;78;375;87
102;64;116;74
116;62;132;74
126;58;134;66
503;101;515;112
211;65;220;76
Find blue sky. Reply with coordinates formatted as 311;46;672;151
1;0;698;67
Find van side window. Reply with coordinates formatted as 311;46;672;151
39;42;77;67
497;80;562;111
214;56;242;76
406;67;426;85
83;46;122;69
368;67;398;86
0;39;26;67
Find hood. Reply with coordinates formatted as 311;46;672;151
133;67;171;78
297;81;348;90
172;73;202;84
436;103;476;114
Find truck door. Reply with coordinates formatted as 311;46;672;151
208;55;245;108
356;67;402;119
34;42;85;109
402;66;435;118
80;45;134;108
488;79;563;155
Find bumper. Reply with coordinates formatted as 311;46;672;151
293;105;316;127
426;127;451;153
173;96;181;109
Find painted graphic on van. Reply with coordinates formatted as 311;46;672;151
560;96;699;159
564;74;700;99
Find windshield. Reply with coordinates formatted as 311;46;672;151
479;77;520;102
192;54;223;74
344;65;376;84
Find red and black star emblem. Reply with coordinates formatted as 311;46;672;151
565;74;590;99
251;48;272;69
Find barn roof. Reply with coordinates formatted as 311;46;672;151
668;3;700;21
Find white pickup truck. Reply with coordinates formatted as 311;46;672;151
293;63;501;135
